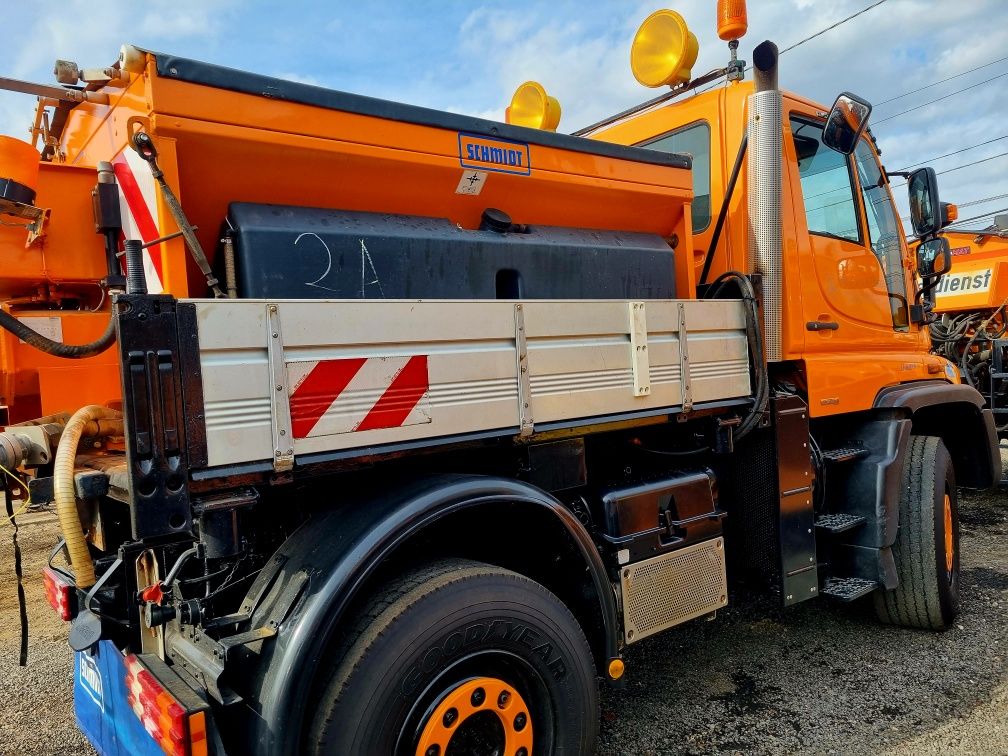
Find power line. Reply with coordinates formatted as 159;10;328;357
876;54;1008;106
874;70;1008;124
779;0;888;55
945;206;1008;229
692;0;888;97
898;134;1008;171
890;151;1008;190
899;195;1008;224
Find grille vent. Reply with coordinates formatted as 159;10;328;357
621;537;728;644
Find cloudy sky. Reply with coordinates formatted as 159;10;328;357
1;0;1006;229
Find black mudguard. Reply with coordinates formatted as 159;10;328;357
235;474;619;756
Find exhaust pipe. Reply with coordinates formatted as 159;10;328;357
747;41;783;362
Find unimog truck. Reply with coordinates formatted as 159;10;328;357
0;3;998;754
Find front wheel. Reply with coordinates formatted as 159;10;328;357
309;558;598;755
874;434;960;630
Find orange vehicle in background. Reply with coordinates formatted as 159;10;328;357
0;3;1000;755
929;216;1008;435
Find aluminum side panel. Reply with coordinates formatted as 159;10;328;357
191;299;751;469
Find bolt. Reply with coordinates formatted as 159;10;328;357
276;385;283;392
517;749;528;756
280;429;286;436
471;687;485;707
269;305;277;313
497;690;511;709
513;712;527;732
425;747;440;756
272;332;278;338
443;708;458;728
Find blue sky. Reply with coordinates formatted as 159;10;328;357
1;0;1006;227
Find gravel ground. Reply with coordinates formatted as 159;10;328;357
1;466;1005;755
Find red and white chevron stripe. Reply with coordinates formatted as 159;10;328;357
111;147;164;294
288;355;431;439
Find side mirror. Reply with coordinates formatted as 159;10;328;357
908;167;942;238
917;236;951;278
822;92;872;155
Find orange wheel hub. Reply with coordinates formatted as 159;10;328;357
415;677;533;756
944;493;954;575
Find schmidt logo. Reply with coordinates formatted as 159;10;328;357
459;133;531;176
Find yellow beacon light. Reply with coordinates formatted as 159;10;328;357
506;81;561;131
630;9;699;89
717;0;748;41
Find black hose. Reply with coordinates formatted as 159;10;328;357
705;271;769;441
0;309;116;359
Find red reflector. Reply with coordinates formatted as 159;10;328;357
42;567;76;621
125;654;206;756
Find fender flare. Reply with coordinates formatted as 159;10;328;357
242;474;619;755
874;380;1000;489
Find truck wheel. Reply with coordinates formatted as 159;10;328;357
309;558;598;755
874;435;960;630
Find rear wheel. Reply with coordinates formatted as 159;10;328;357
309;559;598;755
874;435;960;630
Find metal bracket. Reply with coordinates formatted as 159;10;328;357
628;302;651;397
515;304;533;438
266;304;294;472
0;197;49;246
678;303;693;412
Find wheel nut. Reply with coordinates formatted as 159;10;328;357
425;747;440;756
471;687;485;707
517;748;528;756
514;712;527;731
443;707;458;727
497;690;511;709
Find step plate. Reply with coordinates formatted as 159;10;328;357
814;513;866;534
821;576;878;602
620;537;727;644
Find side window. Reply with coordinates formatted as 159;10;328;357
790;117;860;243
641;122;711;233
854;139;909;330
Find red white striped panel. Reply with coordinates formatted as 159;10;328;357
288;355;431;439
111;147;164;293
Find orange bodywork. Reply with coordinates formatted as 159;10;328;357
933;229;1008;314
0;50;694;422
590;80;947;417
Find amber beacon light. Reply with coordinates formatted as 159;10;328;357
717;0;748;41
506;81;562;131
630;10;699;88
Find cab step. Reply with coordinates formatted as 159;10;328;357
821;445;870;464
814;513;866;534
821;577;878;602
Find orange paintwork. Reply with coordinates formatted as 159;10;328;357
933;229;1008;313
0;50;694;420
591;80;945;417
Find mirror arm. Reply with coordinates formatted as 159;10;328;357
700;133;748;288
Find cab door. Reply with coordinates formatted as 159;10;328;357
787;112;914;353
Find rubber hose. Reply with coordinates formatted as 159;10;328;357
54;405;123;588
0;309;115;359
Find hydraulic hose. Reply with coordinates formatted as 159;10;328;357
0;309;115;359
54;405;123;588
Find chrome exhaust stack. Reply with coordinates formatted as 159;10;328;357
747;41;783;362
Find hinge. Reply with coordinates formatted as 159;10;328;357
266;304;294;472
628;301;651;397
678;302;692;412
514;304;533;438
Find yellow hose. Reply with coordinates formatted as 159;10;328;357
54;405;123;588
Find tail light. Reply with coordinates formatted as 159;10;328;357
42;566;77;621
125;655;209;756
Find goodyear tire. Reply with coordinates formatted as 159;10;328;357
309;558;598;755
874;435;960;630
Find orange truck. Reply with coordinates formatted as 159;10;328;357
929;216;1008;434
0;3;999;754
